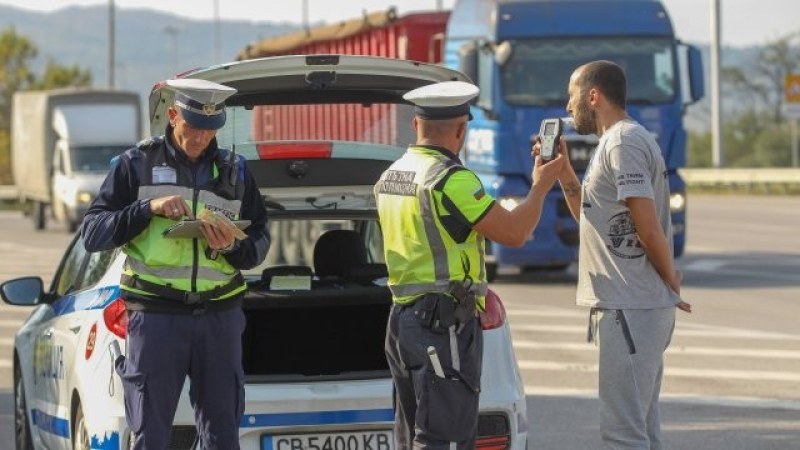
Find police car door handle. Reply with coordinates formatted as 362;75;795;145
69;325;81;334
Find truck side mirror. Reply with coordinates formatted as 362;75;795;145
458;41;479;90
687;45;705;104
493;41;513;67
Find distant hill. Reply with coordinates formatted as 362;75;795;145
0;4;300;133
0;4;770;134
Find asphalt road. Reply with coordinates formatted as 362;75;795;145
1;194;799;449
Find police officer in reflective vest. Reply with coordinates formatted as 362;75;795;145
82;79;269;449
375;81;564;449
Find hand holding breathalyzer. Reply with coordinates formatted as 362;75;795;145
536;118;563;161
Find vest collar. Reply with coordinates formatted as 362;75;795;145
410;144;463;165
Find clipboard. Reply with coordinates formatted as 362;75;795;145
162;220;251;239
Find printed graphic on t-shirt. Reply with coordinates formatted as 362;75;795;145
606;211;645;259
617;172;646;187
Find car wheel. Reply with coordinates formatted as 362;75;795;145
31;201;46;231
14;362;34;450
73;403;90;450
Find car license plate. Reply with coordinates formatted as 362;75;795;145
263;430;394;450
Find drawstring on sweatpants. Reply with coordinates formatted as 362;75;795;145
587;307;601;344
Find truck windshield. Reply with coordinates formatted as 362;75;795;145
70;145;129;172
501;37;676;106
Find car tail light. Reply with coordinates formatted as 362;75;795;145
476;413;511;449
103;298;128;339
257;142;332;160
480;288;506;330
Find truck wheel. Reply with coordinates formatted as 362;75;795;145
280;220;301;265
264;221;281;265
486;263;498;283
522;263;569;273
67;213;79;234
72;403;90;450
299;222;323;266
14;362;34;450
31;201;46;231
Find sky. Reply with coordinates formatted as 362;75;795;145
0;0;797;48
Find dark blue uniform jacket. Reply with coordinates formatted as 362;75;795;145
81;127;269;271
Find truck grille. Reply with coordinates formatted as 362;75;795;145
565;137;597;172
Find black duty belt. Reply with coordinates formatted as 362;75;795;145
120;273;244;314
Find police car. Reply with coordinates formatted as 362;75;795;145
3;55;527;450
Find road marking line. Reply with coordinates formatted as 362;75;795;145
523;387;800;411
505;309;585;318
512;340;800;359
517;360;800;382
511;324;800;341
682;259;727;271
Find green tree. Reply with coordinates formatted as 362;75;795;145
31;60;92;91
687;131;712;168
722;33;800;123
0;27;37;132
0;27;93;184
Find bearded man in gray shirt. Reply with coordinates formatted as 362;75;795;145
538;60;692;449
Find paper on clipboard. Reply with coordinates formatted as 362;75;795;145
162;220;251;239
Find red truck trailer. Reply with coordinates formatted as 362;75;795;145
238;8;447;64
238;8;449;146
237;8;450;266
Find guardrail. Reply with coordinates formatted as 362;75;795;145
1;169;799;200
680;168;800;193
0;185;17;200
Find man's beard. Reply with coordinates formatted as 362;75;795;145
574;98;597;135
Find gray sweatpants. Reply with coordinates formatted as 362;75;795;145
590;307;676;450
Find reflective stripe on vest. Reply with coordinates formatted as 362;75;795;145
376;146;488;305
121;143;245;301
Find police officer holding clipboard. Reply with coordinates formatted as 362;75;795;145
81;79;269;449
375;81;563;449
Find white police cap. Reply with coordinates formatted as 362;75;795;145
403;81;479;120
166;78;237;130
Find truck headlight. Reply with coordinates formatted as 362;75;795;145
77;191;93;204
498;196;525;211
669;192;686;213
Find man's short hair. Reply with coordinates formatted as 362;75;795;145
576;60;627;109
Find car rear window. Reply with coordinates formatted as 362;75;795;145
216;103;417;160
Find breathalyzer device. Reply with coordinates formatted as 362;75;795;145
537;117;563;161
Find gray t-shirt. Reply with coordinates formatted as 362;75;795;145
575;119;680;309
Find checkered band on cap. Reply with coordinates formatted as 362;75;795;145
175;92;225;117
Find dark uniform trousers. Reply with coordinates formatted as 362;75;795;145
116;307;246;450
385;296;483;450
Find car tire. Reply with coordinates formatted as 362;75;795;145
14;362;34;450
73;403;90;450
